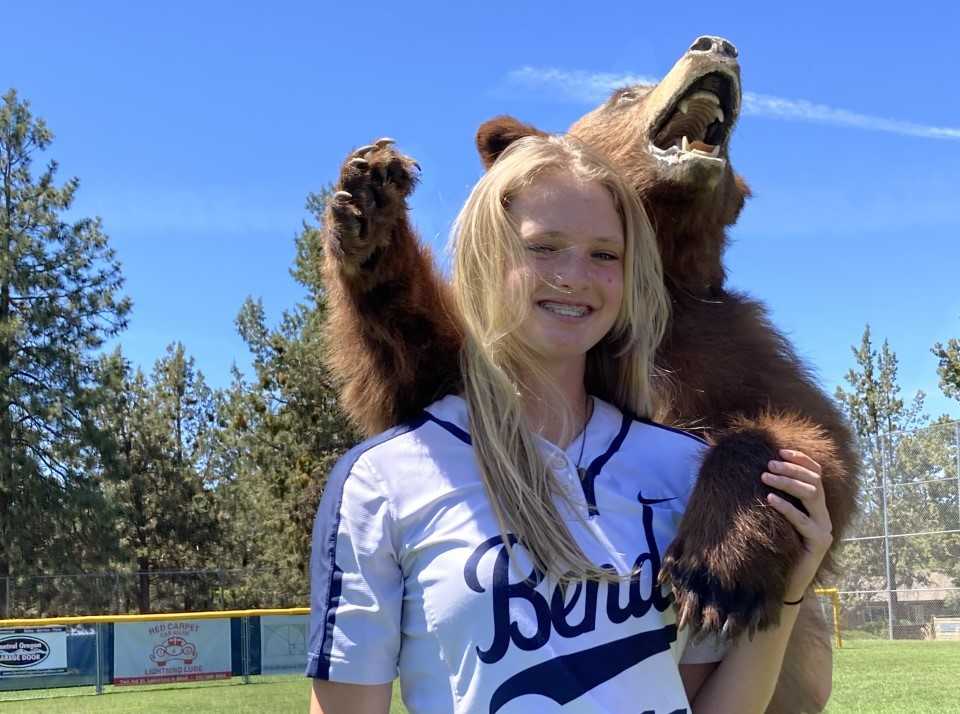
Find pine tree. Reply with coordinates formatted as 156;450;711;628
0;90;130;615
98;344;220;613
931;324;960;588
932;333;960;403
836;326;957;630
215;188;356;605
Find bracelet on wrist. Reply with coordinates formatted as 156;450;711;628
783;595;804;606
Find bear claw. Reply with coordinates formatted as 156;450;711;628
661;534;786;640
326;139;420;273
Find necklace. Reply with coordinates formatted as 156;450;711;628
575;392;592;481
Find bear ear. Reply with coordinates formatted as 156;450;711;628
476;116;548;169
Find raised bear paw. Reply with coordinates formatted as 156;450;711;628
659;426;804;640
326;138;420;273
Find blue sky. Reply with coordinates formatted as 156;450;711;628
4;1;959;420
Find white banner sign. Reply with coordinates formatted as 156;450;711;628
113;619;231;685
260;615;308;674
0;627;68;678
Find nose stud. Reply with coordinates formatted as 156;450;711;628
553;272;573;290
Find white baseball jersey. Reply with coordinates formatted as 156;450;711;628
307;394;723;714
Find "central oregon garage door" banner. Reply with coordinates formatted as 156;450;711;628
0;627;68;679
113;619;231;685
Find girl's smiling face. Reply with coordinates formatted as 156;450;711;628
507;171;625;371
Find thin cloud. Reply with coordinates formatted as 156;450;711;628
506;67;960;141
743;92;960;140
506;67;659;104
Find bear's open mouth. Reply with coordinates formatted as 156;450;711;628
650;72;737;163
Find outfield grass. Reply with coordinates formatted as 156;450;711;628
2;641;958;712
0;676;315;714
825;639;960;713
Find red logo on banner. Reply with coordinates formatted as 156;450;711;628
150;635;198;666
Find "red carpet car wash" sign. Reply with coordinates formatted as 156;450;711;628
113;620;231;685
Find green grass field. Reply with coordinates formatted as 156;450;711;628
2;640;958;712
825;639;960;713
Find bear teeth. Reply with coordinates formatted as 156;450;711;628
690;90;721;106
648;142;725;166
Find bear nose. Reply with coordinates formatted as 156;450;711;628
689;36;739;59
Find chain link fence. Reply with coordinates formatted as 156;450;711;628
1;569;307;619
835;420;960;639
5;422;960;637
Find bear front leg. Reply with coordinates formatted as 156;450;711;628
325;138;419;289
661;412;849;639
663;423;797;637
323;140;463;436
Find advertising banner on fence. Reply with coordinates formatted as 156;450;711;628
0;627;67;678
260;615;308;674
113;619;231;685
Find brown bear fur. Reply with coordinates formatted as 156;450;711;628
321;37;858;714
323;146;462;432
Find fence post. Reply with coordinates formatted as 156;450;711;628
832;591;843;649
880;433;895;640
241;616;250;684
955;422;960;528
95;622;104;695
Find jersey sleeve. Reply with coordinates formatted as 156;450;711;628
306;451;402;683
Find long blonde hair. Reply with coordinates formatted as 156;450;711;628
451;135;670;583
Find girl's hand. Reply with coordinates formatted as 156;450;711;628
761;449;833;603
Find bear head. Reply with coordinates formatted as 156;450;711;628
476;35;750;297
